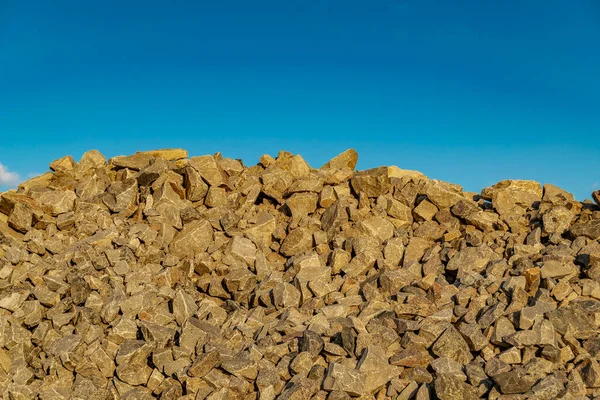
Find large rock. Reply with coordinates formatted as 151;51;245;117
434;374;478;400
423;180;465;209
322;149;358;170
446;245;500;275
141;148;188;161
188;155;227;187
30;189;77;216
350;167;390;197
109;152;154;170
102;178;138;214
432;326;473;365
169;219;214;259
323;363;366;396
483;179;542;219
280;227;313;256
570;219;600;240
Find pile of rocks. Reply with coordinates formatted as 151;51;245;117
0;148;599;399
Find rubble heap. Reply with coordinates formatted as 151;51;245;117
0;148;599;399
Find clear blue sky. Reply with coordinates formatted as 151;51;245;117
1;0;599;199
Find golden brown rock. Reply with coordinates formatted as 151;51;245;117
322;148;358;170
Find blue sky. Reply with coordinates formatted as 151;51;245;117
1;0;599;199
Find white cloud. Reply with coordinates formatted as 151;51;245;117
0;163;20;186
593;181;599;189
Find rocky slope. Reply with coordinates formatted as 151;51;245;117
0;148;599;399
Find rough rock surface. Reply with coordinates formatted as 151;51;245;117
0;147;599;399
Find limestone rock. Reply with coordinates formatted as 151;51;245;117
432;326;473;365
169;219;214;259
484;179;542;219
434;374;478;400
188;155;227;187
593;190;600;206
322;149;358;170
141;148;188;161
323;362;366;396
110;152;154;170
423;180;465;209
350;167;390;198
280;227;313;256
388;166;427;181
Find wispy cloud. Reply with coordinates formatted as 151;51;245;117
0;163;20;187
593;181;599;190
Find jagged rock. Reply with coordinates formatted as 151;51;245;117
446;245;500;276
350;167;390;197
571;219;600;240
323;362;366;396
593;190;600;206
434;374;478;400
542;206;573;234
388;165;427;181
103;178;138;214
169;219;214;258
432;326;473;365
484;179;542;218
540;260;577;279
188;155;227;187
423;180;465;209
142;148;188;161
493;368;537;394
280;227;313;256
322;149;358;170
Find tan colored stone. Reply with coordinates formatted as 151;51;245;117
542;206;573;234
188;351;220;377
423;180;465;209
243;212;276;248
188;155;227;187
485;179;542;218
322;149;358;170
350;167;390;197
141;148;188;160
50;155;77;174
102;178;137;214
0;191;50;216
388;166;427;181
540;260;577;279
280;227;313;256
432;326;473;365
285;192;318;219
323;362;366;396
78;149;107;172
169;219;214;259
110;152;154;170
434;374;478;400
7;202;32;233
413;199;438;221
447;245;500;275
593;190;600;206
358;216;395;242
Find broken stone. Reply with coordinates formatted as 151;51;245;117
323;362;366;396
350;167;390;198
322;149;358;171
434;373;478;400
280;227;313;256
